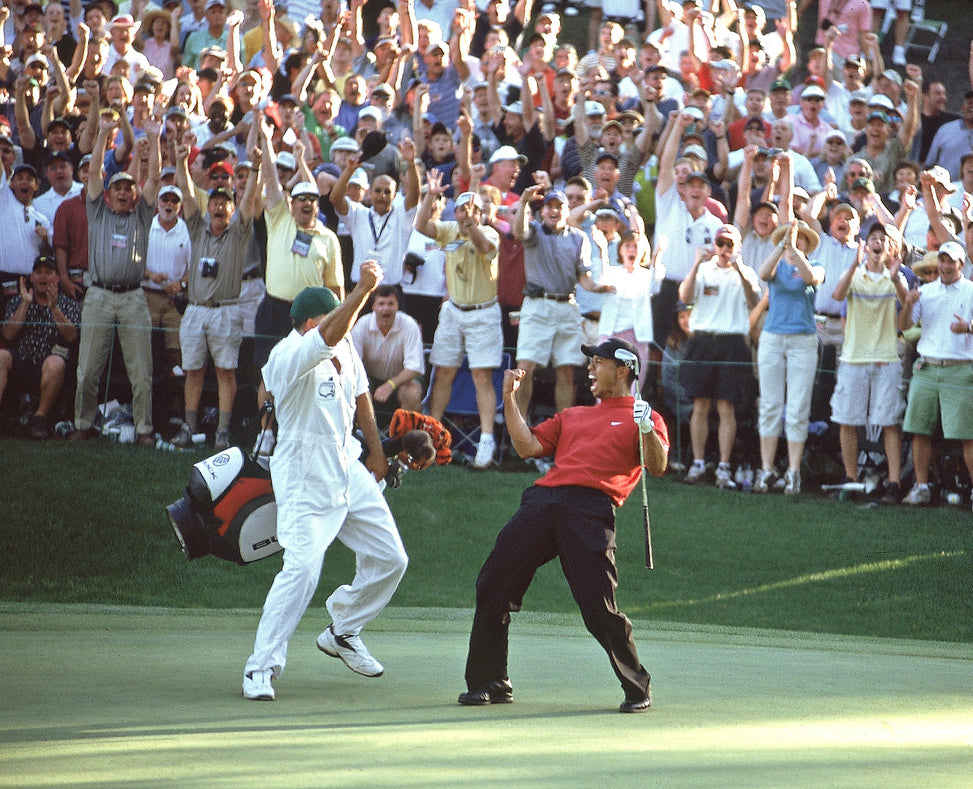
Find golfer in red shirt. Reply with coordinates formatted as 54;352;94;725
459;338;669;713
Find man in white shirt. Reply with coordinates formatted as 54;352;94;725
144;184;191;370
330;141;420;286
898;242;973;507
242;263;409;702
103;14;150;83
351;284;425;413
33;152;83;222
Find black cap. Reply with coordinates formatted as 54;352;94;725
581;337;641;377
45;150;74;168
33;254;58;272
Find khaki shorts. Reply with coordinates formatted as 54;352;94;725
831;361;904;426
429;300;503;369
180;303;244;370
516;296;585;368
143;288;182;351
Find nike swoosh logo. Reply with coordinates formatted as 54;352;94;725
611;421;623;426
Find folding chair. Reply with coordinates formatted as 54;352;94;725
881;0;947;64
423;352;511;467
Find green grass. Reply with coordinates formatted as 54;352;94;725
2;439;970;642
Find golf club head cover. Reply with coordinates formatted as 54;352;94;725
389;409;452;465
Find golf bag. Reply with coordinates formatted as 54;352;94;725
166;447;280;565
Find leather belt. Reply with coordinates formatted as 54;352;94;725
92;281;141;293
921;357;972;367
450;298;497;312
534;292;573;302
190;299;224;308
815;312;842;320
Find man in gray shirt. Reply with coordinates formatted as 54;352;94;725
512;187;611;419
71;111;162;444
170;141;258;451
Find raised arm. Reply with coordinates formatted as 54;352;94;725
142;113;162;204
329;149;361;216
399;136;420;210
88;111;120;201
512;184;542;241
414;168;447;238
173;141;200;221
257;114;284;211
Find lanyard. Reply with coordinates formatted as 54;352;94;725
368;210;392;246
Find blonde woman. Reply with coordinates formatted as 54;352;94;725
755;220;825;495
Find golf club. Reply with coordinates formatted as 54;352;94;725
615;348;654;570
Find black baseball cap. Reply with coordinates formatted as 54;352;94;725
582;337;641;377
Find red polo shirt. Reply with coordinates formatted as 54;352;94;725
531;397;669;506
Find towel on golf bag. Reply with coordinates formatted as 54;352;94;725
389;409;452;465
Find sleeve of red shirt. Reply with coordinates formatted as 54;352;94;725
530;412;563;457
649;410;671;458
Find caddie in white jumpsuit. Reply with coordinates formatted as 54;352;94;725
243;262;409;701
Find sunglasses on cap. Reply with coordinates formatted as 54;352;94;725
160;194;181;203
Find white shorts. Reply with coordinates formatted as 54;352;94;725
429;300;503;369
516;296;585;368
180;303;244;370
870;0;911;11
830;360;904;426
238;277;266;337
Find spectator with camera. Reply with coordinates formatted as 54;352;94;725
0;254;80;438
168;137;258;451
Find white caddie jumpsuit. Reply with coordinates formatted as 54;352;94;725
244;328;408;678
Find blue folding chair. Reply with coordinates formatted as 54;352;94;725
423;353;511;467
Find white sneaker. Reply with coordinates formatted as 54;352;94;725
242;669;275;700
783;470;801;496
170;423;193;449
473;434;496;469
902;483;930;505
892;45;906;66
753;468;774;494
316;624;384;677
715;465;737;489
684;463;706;485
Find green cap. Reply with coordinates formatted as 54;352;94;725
290;287;340;324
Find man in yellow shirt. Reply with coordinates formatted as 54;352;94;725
416;174;501;469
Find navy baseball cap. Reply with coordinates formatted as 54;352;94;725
582;337;641;377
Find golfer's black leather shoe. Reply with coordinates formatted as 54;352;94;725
619;691;652;713
457;679;514;706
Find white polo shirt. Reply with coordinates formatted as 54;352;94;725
912;277;973;361
351;310;425;382
0;180;53;276
654;185;724;283
145;215;192;291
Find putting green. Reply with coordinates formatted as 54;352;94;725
1;604;971;788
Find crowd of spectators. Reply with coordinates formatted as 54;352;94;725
2;0;973;504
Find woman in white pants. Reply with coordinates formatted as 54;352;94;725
755;221;826;495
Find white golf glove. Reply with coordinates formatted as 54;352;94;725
633;398;654;433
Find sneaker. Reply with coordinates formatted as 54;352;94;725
473;434;496;469
316;624;384;677
170;423;193;448
881;481;901;505
753;468;774;494
892;45;906;66
214;430;232;451
715;465;737;489
684;463;706;485
242;669;275;701
29;414;51;440
783;470;801;496
901;483;930;506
